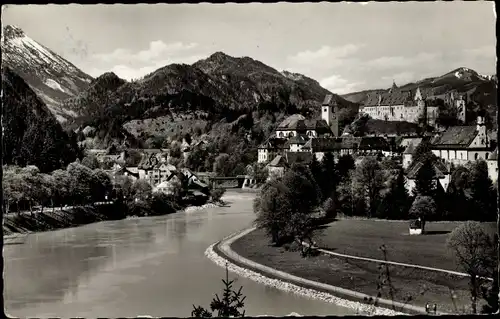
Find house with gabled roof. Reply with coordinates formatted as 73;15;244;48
358;136;391;156
302;137;342;161
138;151;177;186
257;137;289;163
275;95;339;139
285;135;309;152
429;115;493;165
405;157;451;194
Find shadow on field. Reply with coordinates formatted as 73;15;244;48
424;230;451;235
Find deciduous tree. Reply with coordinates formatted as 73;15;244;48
447;222;497;314
352;157;386;217
408;195;437;222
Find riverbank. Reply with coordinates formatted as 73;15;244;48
207;228;411;316
3;201;223;236
229;227;478;314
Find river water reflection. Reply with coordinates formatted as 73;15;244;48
4;191;355;317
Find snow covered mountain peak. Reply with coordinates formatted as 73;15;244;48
2;25;25;41
1;25;93;123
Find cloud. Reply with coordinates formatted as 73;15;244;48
463;45;495;59
320;74;365;95
88;40;206;80
93;40;199;63
381;72;416;86
87;54;206;80
287;44;364;68
365;52;442;70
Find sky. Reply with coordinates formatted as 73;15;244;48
2;2;497;95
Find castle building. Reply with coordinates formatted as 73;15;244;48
360;83;438;126
445;90;467;123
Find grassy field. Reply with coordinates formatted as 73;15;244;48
231;225;494;314
316;219;496;272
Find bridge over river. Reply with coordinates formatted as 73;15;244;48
3;191;354;317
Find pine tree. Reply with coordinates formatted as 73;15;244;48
320;152;337;201
378;169;410;219
469;160;496;221
337;154;355;184
309;154;322;191
192;264;246;318
413;158;436;197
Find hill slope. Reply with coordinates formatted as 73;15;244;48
2;66;81;172
1;25;93;123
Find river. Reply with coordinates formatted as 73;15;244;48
4;191;355;317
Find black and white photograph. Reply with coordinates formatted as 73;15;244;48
2;1;498;317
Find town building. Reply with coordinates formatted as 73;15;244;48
265;152;314;181
487;148;498;184
266;155;287;180
401;138;424;169
258;94;340;163
360;84;439;126
301;136;391;162
429;115;493;165
257;138;288;163
137;152;177;186
405;158;451;194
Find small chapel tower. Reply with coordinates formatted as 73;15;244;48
322;94;339;137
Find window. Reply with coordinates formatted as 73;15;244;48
475;153;479;160
486;153;489;160
289;132;294;137
279;132;284;138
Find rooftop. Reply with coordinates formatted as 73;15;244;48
267;155;288;167
430;126;478;148
358;136;390;150
406;158;449;179
276;114;332;134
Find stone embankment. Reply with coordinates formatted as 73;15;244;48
205;228;409;316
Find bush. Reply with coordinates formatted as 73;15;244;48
127;200;151;217
148;192;176;216
322;197;337;219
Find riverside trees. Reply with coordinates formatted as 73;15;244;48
254;164;322;254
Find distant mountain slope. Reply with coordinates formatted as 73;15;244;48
1;25;93;123
342;67;497;108
71;51;359;149
2;66;81;172
63;72;126;120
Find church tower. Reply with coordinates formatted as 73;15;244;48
322;94;339;137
